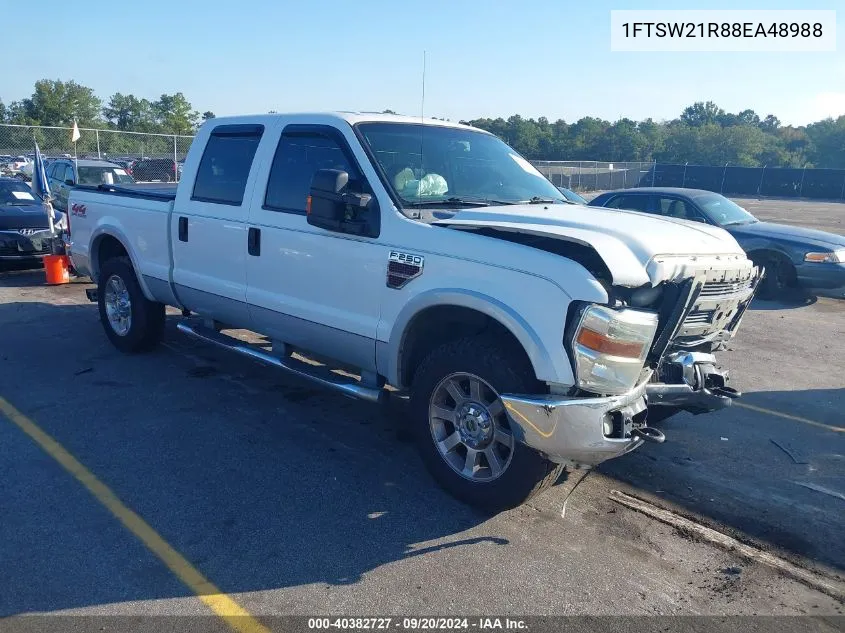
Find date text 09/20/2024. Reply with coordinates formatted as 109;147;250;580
307;618;528;630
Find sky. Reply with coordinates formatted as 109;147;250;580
3;0;843;126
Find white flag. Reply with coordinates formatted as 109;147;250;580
71;121;81;143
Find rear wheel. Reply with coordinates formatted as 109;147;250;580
410;336;563;512
97;256;165;353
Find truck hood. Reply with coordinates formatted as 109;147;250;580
433;204;747;287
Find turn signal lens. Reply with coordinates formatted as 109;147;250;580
805;251;844;263
305;195;312;215
576;327;647;359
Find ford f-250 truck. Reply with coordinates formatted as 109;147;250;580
67;112;761;510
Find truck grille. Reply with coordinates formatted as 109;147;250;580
674;268;759;346
699;278;756;298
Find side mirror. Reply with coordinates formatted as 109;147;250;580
307;169;376;235
65;179;75;186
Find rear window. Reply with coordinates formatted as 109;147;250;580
77;166;135;185
192;125;264;206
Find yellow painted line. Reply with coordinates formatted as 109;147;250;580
734;401;845;433
0;396;270;633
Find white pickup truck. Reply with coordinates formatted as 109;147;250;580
67;112;761;510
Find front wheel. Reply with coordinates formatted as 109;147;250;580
410;336;563;512
97;256;165;353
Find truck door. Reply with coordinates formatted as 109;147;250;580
245;123;386;372
170;124;265;329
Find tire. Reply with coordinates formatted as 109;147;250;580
410;335;563;512
97;256;165;353
754;254;795;300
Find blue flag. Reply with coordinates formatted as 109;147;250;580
31;141;51;202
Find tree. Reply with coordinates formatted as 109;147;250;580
759;114;781;131
202;111;215;121
103;93;157;132
17;79;102;126
153;93;200;134
680;101;724;127
0;100;6;123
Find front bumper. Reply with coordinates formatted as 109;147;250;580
796;262;845;295
501;353;737;468
0;230;54;260
501;381;649;468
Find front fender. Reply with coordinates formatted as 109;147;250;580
383;288;572;389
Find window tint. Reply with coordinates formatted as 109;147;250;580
192;127;263;205
58;164;71;182
656;196;707;222
604;194;652;213
264;132;358;214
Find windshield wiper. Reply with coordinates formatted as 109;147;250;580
722;219;757;226
525;196;567;205
404;197;517;208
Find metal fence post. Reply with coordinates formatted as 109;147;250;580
757;165;767;195
651;160;656;187
840;173;845;201
173;135;178;183
799;166;806;197
578;161;582;190
96;129;101;159
682;162;688;188
720;163;728;193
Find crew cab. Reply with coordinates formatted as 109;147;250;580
66;113;761;510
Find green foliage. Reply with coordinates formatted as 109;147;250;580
467;101;845;168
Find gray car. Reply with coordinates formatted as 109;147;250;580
47;159;135;212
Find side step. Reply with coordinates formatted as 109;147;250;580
176;321;384;404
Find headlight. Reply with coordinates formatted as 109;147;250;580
804;250;844;264
571;305;659;395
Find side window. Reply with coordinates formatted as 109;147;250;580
264;131;359;214
191;125;264;206
656;197;704;221
58;164;71;182
604;194;653;213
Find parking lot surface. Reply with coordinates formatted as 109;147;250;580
1;198;844;626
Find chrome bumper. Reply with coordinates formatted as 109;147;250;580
501;381;649;468
500;353;739;467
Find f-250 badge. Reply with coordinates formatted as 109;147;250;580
387;251;424;289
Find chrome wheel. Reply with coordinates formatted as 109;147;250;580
429;372;515;482
104;274;132;336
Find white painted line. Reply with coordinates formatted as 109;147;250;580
793;481;845;503
609;489;845;602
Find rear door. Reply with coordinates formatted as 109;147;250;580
170;123;266;328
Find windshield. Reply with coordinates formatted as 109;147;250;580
695;193;757;226
0;181;37;205
356;123;565;207
77;166;135;185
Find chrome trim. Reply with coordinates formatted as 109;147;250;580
177;322;384;404
500;381;649;467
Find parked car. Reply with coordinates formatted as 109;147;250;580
590;187;845;299
556;186;588;205
67;113;760;511
8;156;30;171
47;159;135;212
131;158;178;182
0;178;65;262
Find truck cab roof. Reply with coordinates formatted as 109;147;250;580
201;111;479;132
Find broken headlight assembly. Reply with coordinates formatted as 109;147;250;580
568;305;659;396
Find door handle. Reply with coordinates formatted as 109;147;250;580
248;227;261;256
178;216;188;242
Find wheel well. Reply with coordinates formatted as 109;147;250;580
94;234;129;279
398;305;535;388
747;248;796;278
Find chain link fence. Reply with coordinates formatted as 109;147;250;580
533;160;845;200
0;124;194;183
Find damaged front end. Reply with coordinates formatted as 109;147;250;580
644;264;763;416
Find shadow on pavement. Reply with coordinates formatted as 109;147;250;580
0;293;504;616
599;388;845;575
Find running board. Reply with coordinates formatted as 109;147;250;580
176;322;384;403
